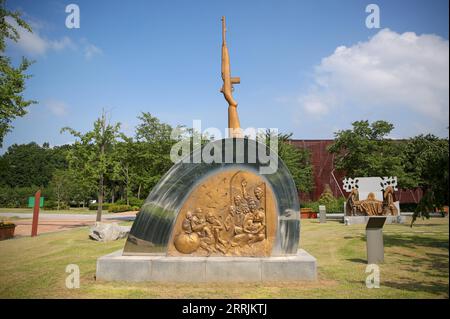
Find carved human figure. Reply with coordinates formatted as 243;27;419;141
234;194;248;226
205;211;227;252
181;211;193;233
187;208;215;254
224;205;236;232
383;186;398;216
254;185;264;207
360;192;383;216
173;211;201;254
346;187;361;216
239;212;265;244
254;186;264;200
247;198;258;213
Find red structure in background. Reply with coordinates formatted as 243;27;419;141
289;139;423;204
31;190;41;237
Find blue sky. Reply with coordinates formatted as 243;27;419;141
2;0;449;152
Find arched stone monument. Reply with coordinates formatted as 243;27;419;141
96;17;316;282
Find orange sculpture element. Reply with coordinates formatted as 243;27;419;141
221;16;242;138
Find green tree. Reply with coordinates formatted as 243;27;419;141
133;112;178;197
112;136;136;205
328;120;409;187
65;168;93;208
402;134;449;225
61;110;122;221
0;0;36;147
262;130;314;193
48;169;71;210
0;142;68;187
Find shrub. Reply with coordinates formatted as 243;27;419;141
128;197;144;207
302;185;346;213
108;204;132;213
113;197;144;207
0;186;39;208
43;200;69;210
89;203;110;211
0;220;16;228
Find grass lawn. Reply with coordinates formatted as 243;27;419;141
0;218;448;298
0;207;108;215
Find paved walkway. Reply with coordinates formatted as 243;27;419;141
0;212;136;221
0;211;137;238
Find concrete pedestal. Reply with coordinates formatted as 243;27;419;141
366;228;384;264
344;215;406;225
96;249;317;282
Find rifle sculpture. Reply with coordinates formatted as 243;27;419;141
221;16;242;138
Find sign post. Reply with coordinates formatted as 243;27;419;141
319;205;326;223
31;190;41;237
366;216;386;264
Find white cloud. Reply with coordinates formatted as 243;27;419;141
84;43;102;60
6;17;75;55
45;99;69;116
49;36;74;51
6;16;102;60
299;29;449;126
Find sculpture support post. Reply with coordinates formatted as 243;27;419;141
31;190;41;237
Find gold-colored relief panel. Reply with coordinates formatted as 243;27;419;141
167;170;277;257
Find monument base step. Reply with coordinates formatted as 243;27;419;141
344;215;407;225
96;249;317;282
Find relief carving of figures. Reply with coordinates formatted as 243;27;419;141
346;186;398;216
169;170;276;257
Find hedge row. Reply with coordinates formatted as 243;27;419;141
88;203;111;210
108;204;140;213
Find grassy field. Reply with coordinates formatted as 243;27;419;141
0;218;448;298
0;207;107;215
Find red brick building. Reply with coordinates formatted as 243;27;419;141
289;139;423;204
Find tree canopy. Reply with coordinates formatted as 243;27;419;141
0;0;36;147
328;120;449;224
61;110;123;221
328;120;410;188
402;134;449;224
0;142;68;187
261;130;314;193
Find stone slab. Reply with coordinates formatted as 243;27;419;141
344;215;406;225
262;250;317;281
205;257;262;282
96;249;317;282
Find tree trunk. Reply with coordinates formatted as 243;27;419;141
126;167;130;206
57;189;60;210
97;173;104;222
137;184;141;200
97;113;106;222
